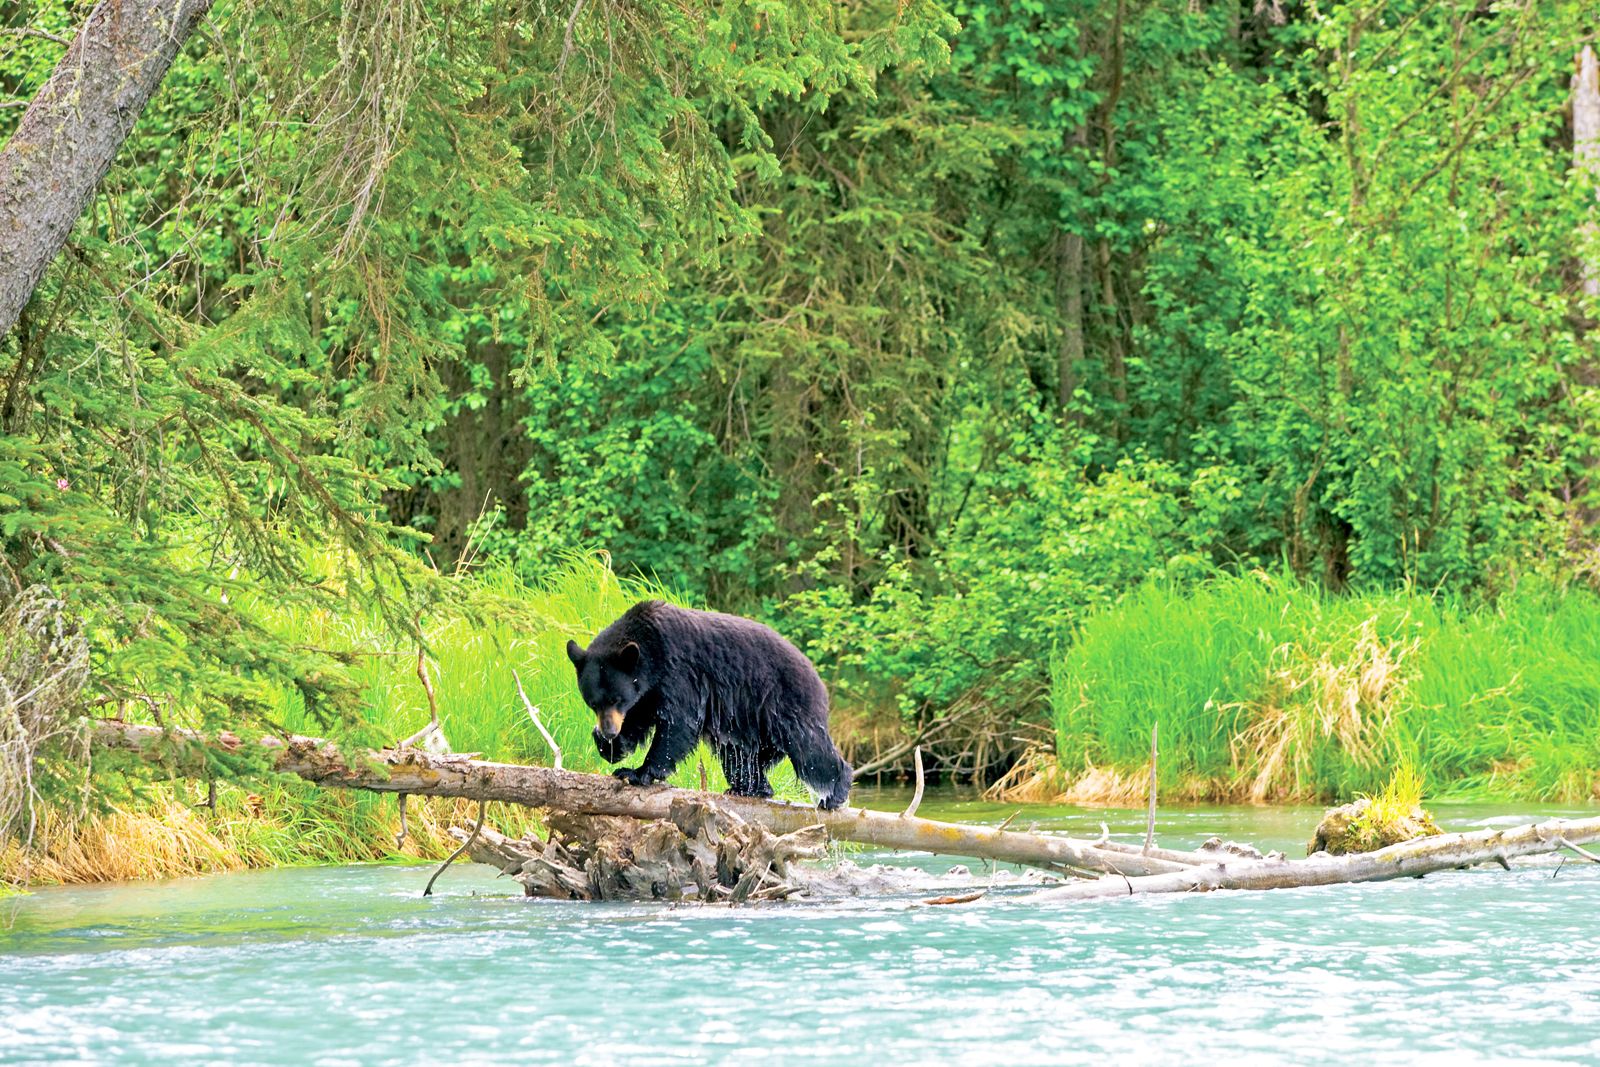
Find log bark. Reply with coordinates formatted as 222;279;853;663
1029;814;1600;903
0;0;216;337
88;720;1188;877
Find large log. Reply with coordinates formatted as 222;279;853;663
1029;815;1600;903
88;720;1189;877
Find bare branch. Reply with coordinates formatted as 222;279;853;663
511;667;562;770
901;746;925;819
1;26;71;46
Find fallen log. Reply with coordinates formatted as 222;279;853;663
1027;815;1600;903
89;719;1600;902
88;719;1187;877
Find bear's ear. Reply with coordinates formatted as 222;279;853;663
566;639;586;666
613;641;640;673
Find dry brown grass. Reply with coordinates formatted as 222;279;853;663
983;745;1071;803
985;747;1222;807
1;785;536;888
1227;618;1415;803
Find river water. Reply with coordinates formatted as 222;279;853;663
3;793;1598;1065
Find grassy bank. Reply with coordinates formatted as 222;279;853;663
4;557;805;888
1039;573;1600;804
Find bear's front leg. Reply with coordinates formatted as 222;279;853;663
614;707;702;788
612;765;664;787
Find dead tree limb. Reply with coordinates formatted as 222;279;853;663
0;0;217;336
511;668;561;770
1028;815;1600;903
1142;722;1157;854
87;719;1188;877
901;746;925;819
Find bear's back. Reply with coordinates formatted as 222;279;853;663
621;601;823;694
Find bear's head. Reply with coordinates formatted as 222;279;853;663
566;637;643;740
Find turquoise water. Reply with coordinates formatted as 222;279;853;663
4;795;1600;1065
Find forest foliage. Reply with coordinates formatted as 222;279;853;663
2;0;1598;806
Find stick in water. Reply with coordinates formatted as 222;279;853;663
1143;723;1158;855
511;667;562;770
423;799;488;897
903;746;925;819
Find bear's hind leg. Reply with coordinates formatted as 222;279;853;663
718;744;775;799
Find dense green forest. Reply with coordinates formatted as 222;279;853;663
3;0;1599;880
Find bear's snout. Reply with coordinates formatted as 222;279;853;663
596;707;625;739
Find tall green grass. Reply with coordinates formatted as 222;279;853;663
1053;572;1600;802
257;557;801;792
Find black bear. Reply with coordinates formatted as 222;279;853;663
566;601;853;810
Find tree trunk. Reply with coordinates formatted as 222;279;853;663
88;719;1189;877
1056;230;1085;418
1095;0;1128;433
1573;45;1600;532
1055;122;1089;421
1576;45;1600;306
0;0;215;338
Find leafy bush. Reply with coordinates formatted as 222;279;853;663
782;440;1227;772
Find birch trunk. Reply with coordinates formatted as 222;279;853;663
0;0;216;337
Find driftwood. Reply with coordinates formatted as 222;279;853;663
1028;816;1600;903
456;798;829;902
453;804;1071;903
88;720;1184;877
89;719;1600;903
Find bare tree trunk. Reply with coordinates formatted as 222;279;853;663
1573;45;1600;533
88;719;1190;877
1576;45;1600;306
1030;814;1600;902
0;0;215;338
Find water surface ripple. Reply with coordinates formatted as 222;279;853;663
3;802;1598;1066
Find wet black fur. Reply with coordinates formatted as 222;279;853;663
566;601;853;810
